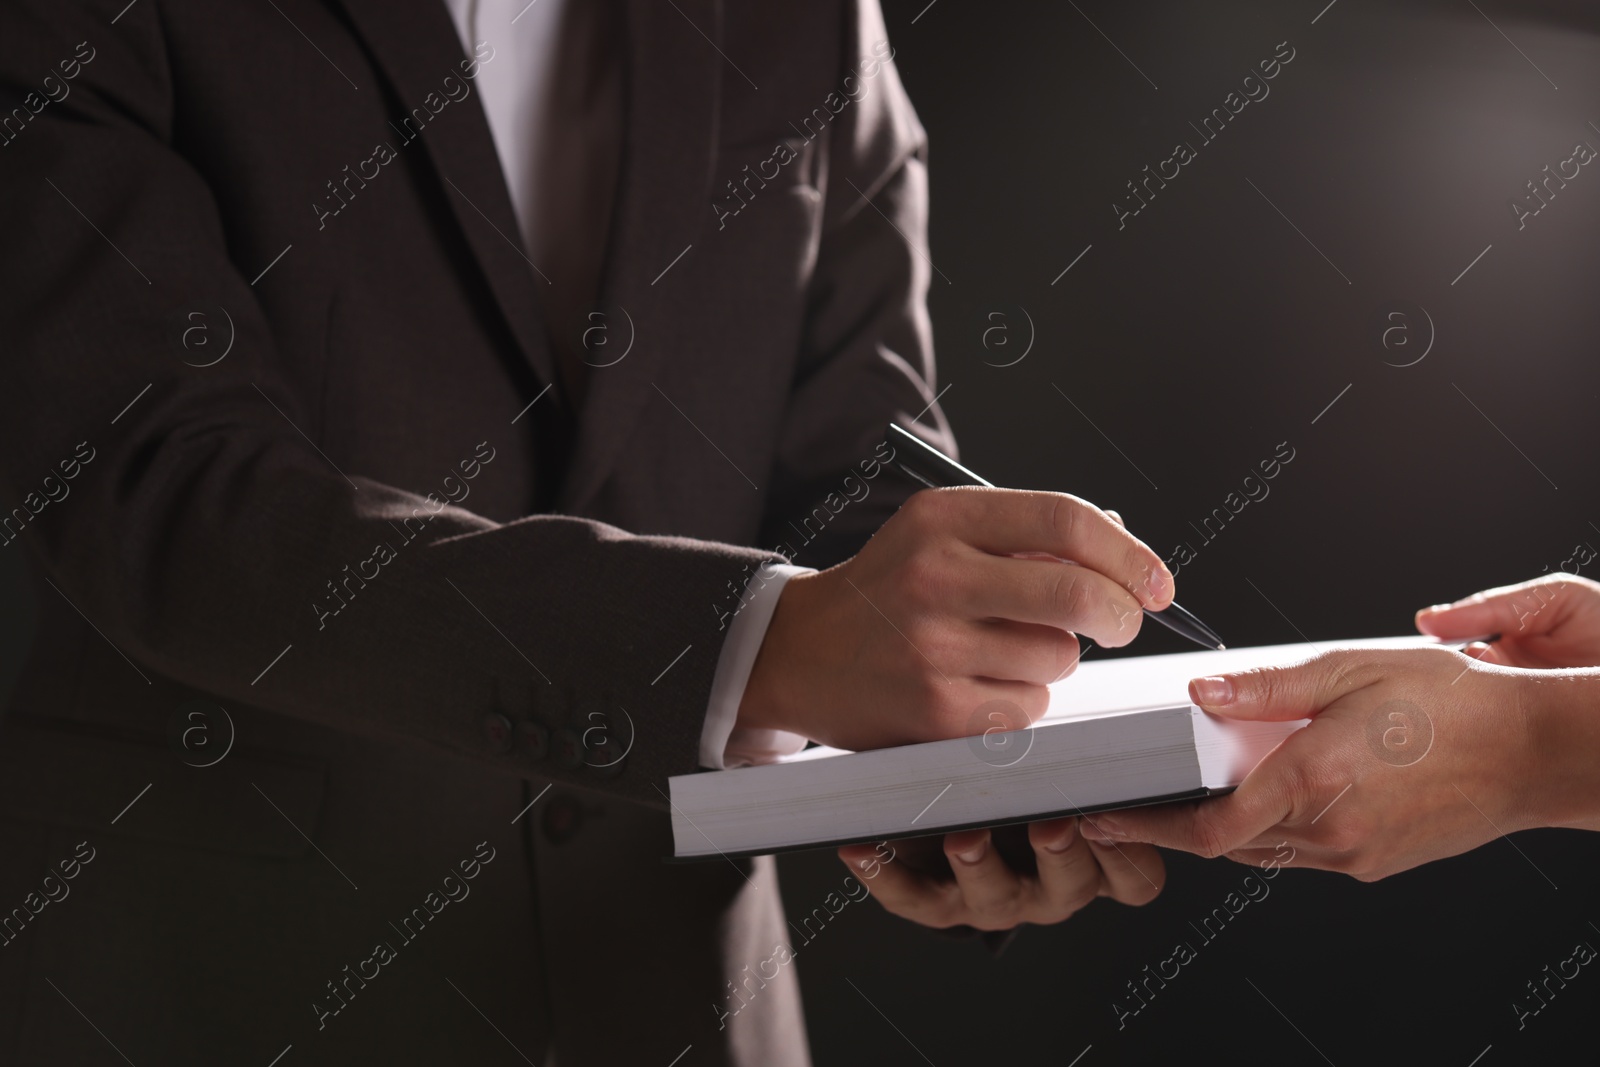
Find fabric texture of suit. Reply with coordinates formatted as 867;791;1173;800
0;0;951;1062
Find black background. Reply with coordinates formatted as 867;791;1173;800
775;1;1600;1065
2;1;1598;1064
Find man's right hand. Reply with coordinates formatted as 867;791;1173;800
738;487;1174;752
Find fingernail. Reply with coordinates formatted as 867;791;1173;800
1144;566;1173;604
1422;603;1451;614
1044;832;1075;853
1081;817;1124;841
1191;675;1235;706
954;840;987;864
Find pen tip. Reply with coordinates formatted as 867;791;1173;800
1215;644;1227;651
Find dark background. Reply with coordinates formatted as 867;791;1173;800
2;1;1597;1064
775;1;1600;1065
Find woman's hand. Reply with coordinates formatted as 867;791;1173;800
1417;574;1600;669
1078;647;1586;881
838;817;1164;932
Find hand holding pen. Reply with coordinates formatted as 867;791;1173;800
883;423;1226;652
737;425;1189;754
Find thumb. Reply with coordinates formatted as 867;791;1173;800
1416;577;1576;640
1188;650;1376;721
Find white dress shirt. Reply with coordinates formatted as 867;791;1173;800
441;0;811;768
697;563;812;767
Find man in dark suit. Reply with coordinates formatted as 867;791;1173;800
0;1;1171;1062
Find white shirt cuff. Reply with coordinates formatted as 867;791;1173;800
699;562;814;769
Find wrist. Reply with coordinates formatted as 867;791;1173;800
1523;669;1600;829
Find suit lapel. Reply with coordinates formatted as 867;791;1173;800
333;0;559;393
560;0;724;513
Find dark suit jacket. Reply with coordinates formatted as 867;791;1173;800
0;0;951;1063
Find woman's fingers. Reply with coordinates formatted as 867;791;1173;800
1416;576;1583;640
1185;649;1383;722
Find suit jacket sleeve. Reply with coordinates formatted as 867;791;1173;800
0;7;773;808
759;0;958;570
